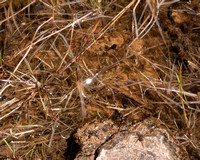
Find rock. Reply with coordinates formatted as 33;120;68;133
74;119;119;160
67;118;189;160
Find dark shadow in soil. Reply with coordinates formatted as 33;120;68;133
186;146;200;160
65;131;80;160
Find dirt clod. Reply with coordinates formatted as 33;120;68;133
72;118;189;160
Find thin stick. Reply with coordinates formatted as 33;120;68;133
0;0;36;25
9;0;23;37
77;80;86;119
0;103;22;121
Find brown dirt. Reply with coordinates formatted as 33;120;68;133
0;0;200;159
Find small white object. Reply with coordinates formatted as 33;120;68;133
85;78;93;85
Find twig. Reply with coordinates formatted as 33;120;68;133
0;0;36;25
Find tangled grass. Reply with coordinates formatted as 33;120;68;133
0;0;199;159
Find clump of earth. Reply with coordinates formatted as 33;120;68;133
66;118;189;160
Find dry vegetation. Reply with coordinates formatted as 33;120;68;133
0;0;200;159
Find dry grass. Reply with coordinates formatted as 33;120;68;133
0;0;200;159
